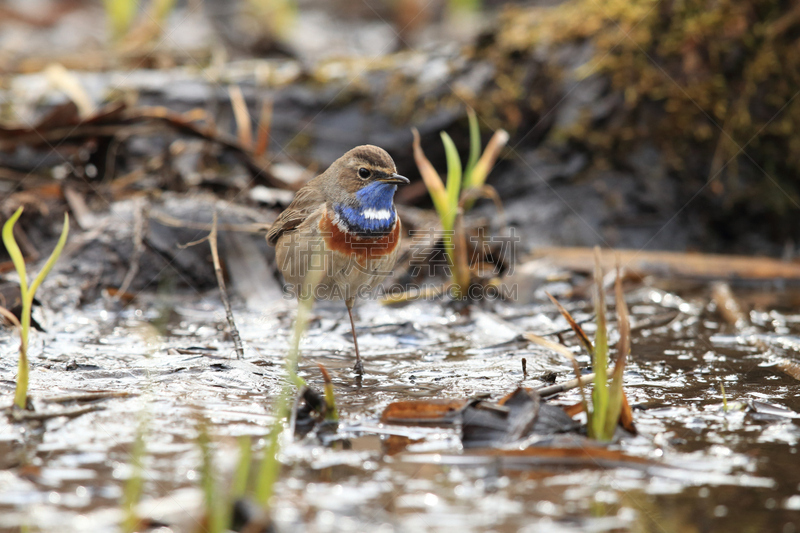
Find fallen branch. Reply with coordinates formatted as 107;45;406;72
535;373;595;398
0;102;295;190
150;211;270;234
531;247;800;282
41;391;136;403
8;404;103;421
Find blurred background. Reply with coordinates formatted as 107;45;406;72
2;0;800;262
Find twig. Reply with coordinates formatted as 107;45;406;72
254;99;273;157
536;373;595;398
8;404;103;421
63;186;94;229
711;281;748;329
42;391;136;403
546;291;594;357
229;85;253;150
153;211;270;234
179;212;245;359
0;103;293;190
44;64;95;119
524;332;590;411
0;167;36;181
117;200;150;299
209;213;244;359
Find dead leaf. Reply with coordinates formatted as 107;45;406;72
383;435;424;455
619;392;637;435
380;399;466;426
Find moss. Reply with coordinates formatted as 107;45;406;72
486;0;800;224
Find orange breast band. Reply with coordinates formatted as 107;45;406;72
319;212;401;260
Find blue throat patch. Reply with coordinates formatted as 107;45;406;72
334;182;397;236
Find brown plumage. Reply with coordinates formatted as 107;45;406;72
267;145;399;246
267;145;409;374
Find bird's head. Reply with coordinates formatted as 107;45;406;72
323;145;409;236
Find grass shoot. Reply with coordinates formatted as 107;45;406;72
184;254;327;531
448;0;482;17
232;436;253;500
253;290;311;507
1;207;69;410
103;0;138;39
120;411;149;533
197;418;229;533
411;108;508;299
103;0;177;43
318;363;339;423
192;363;336;532
247;0;298;40
526;247;632;442
721;382;728;413
253;248;323;510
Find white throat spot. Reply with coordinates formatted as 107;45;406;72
331;210;350;233
362;208;392;220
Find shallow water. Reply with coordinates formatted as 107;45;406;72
1;280;800;532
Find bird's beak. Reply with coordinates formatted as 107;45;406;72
380;173;410;184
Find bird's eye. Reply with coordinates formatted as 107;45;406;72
358;167;371;179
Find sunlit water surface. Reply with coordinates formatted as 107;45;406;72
1;281;799;532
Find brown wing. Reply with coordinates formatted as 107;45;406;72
266;184;326;246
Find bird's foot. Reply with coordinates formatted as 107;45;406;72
353;359;364;375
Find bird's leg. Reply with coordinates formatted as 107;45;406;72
346;298;363;375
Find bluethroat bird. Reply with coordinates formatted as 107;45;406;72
266;145;409;374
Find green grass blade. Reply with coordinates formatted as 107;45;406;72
249;0;298;38
440;132;464;294
103;0;138;38
441;132;462;231
2;207;27;298
17;290;30;410
254;425;281;507
3;207;31;409
464;108;481;189
3;212;68;410
254;250;321;508
318;364;339;422
150;0;176;22
121;413;149;533
28;213;69;299
721;382;728;412
198;419;226;533
591;247;609;440
253;292;312;504
449;0;481;13
13;332;28;410
233;436;252;499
